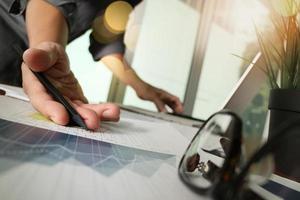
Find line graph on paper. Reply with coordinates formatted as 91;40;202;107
0;102;189;156
0;119;175;177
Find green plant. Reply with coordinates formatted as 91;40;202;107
256;0;300;89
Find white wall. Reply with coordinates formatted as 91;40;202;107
66;31;112;103
123;0;200;111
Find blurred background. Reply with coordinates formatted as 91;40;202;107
67;0;271;145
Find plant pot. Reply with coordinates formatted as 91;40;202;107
268;89;300;182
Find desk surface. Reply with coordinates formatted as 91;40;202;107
0;85;206;200
1;85;300;200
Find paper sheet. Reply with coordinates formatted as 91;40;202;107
0;96;189;156
0;84;29;101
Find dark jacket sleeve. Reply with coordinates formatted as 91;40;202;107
8;0;28;15
88;33;125;61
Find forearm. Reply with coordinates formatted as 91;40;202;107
101;55;183;113
101;54;148;96
26;0;68;47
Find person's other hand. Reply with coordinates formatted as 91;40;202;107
137;83;184;114
21;42;120;130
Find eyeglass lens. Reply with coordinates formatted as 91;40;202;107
179;114;238;189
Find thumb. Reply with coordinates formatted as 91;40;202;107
23;42;59;72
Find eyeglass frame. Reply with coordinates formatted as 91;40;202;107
178;110;300;199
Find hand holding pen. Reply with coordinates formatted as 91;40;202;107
19;42;120;130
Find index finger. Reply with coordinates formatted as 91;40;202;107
162;93;184;114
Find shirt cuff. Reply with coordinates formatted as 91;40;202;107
9;0;28;15
89;34;125;61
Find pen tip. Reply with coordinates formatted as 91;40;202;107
72;115;89;130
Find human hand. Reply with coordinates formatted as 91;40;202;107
22;42;120;130
100;54;183;113
137;83;184;114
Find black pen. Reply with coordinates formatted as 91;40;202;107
32;71;88;130
15;46;88;130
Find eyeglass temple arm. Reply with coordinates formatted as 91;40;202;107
234;116;300;187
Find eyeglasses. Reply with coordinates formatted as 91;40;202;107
178;110;300;200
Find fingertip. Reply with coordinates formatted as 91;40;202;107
23;48;51;72
44;101;70;125
102;109;120;122
171;98;184;114
50;113;69;126
22;49;30;60
101;103;120;121
86;122;99;131
158;104;167;113
175;107;184;114
31;98;70;126
75;106;100;130
160;108;167;113
84;118;100;131
154;99;166;113
175;103;184;114
85;117;100;131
